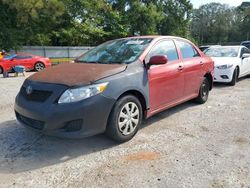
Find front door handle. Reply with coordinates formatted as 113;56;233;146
200;61;204;65
177;65;183;70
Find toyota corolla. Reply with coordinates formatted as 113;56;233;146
15;36;214;142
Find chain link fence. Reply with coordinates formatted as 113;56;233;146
19;46;94;59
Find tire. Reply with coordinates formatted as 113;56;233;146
229;67;238;86
0;66;3;74
34;62;45;71
195;77;210;104
106;95;143;142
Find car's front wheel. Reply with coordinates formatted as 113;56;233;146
0;66;3;74
195;77;210;104
106;95;142;142
229;67;238;86
34;62;45;71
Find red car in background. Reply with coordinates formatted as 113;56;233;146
0;53;51;74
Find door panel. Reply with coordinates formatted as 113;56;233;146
12;56;33;69
239;48;250;77
182;57;204;96
145;39;184;112
3;60;15;71
148;60;184;111
175;40;204;97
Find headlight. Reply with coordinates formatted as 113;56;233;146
58;82;109;104
216;64;233;69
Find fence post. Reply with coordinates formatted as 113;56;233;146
43;47;46;57
67;47;70;58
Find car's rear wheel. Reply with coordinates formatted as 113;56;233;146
106;95;142;142
229;67;238;86
195;77;210;104
34;62;45;71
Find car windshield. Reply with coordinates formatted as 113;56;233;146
204;47;239;57
76;38;152;64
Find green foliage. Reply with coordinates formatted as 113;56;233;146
191;2;250;45
0;0;193;48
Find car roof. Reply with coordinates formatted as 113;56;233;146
209;45;241;48
120;35;191;41
241;41;250;44
16;53;37;57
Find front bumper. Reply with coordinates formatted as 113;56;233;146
14;80;116;139
214;67;234;83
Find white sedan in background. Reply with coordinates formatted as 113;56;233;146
204;46;250;85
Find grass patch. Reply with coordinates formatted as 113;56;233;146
50;58;74;66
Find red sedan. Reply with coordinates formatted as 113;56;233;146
15;36;214;142
0;53;51;74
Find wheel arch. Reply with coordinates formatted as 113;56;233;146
34;61;46;71
117;90;148;118
204;72;213;90
0;65;3;74
235;65;240;78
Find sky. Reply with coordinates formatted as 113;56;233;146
190;0;249;8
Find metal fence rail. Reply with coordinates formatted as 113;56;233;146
19;46;94;59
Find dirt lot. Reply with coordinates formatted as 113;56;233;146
0;73;249;188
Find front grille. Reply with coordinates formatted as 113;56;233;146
16;112;45;130
20;86;52;102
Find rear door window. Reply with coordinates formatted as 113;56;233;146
176;40;200;59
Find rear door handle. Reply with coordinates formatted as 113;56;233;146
177;65;183;70
200;61;204;65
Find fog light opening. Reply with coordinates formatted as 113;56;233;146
220;75;229;79
63;119;83;132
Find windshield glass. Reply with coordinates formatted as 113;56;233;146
76;38;152;64
204;47;239;57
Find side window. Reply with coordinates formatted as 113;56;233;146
14;56;32;59
176;40;200;59
240;48;249;57
146;40;178;63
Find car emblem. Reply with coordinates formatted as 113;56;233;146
26;86;33;95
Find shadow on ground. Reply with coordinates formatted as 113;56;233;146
213;77;250;88
0;101;196;174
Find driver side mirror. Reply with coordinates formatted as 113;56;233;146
147;55;168;69
242;53;250;59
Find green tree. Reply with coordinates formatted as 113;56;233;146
0;0;65;49
190;2;250;45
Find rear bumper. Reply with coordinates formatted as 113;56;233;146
14;81;116;138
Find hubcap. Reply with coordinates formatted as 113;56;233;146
201;81;208;98
35;63;44;71
118;102;139;136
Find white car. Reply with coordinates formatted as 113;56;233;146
204;46;250;85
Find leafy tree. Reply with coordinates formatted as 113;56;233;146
191;2;250;45
0;0;65;49
0;0;193;48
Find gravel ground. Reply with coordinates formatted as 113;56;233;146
0;73;249;188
